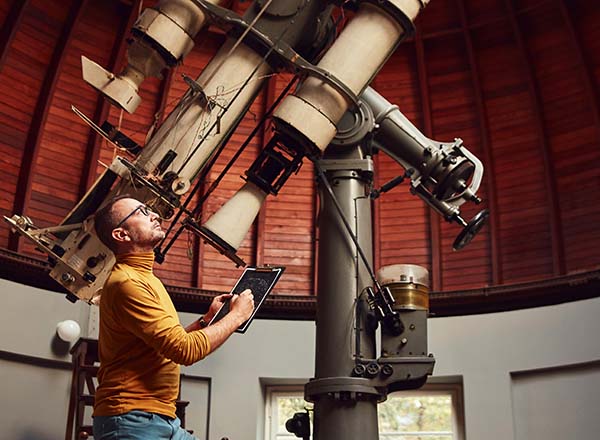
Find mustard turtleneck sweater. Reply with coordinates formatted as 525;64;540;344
93;252;210;418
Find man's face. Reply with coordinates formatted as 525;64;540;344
112;198;165;250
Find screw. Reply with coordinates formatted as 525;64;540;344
353;364;366;377
381;364;394;376
61;273;75;284
365;362;380;377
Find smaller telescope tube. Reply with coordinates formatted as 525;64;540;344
82;0;221;113
201;181;267;252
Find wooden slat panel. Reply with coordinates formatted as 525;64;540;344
372;43;432;275
0;0;30;70
519;4;600;273
0;0;19;33
472;23;554;283
154;214;197;287
503;0;566;275
572;0;600;107
561;0;600;272
80;0;140;194
231;0;253;16
416;0;461;36
424;33;493;290
512;0;550;12
464;0;507;26
260;167;315;295
415;28;443;290
458;0;502;284
17;0;127;256
42;16;122;178
0;0;73;250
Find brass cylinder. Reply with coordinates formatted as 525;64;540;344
376;264;430;311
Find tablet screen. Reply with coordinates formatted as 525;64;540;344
208;266;285;333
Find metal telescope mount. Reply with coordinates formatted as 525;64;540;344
4;1;489;438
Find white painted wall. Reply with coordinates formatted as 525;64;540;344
0;279;210;439
511;363;600;440
1;277;599;440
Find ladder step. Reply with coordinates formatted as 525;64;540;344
80;364;99;374
79;394;94;405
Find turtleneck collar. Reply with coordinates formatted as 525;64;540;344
116;252;155;272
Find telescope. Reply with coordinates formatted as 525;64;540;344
5;1;489;438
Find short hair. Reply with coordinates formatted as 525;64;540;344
94;195;131;253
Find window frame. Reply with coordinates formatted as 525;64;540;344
264;380;465;440
265;385;314;440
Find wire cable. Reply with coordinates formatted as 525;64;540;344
155;76;298;258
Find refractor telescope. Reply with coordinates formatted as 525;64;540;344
5;0;487;302
199;85;488;267
5;1;489;439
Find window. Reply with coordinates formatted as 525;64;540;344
265;382;464;440
378;383;464;439
265;386;314;440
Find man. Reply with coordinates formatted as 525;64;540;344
92;196;255;440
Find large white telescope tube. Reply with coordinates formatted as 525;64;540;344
133;39;272;183
200;0;429;261
273;0;428;152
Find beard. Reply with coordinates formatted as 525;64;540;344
128;225;165;249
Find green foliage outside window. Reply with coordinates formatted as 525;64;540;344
271;391;455;440
379;394;453;437
275;396;313;436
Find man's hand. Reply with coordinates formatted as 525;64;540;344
203;293;233;323
229;289;255;324
200;289;255;354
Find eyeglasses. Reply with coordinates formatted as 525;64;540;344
114;204;151;229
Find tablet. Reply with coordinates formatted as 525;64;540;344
208;266;285;333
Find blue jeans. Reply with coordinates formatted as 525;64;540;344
93;410;198;440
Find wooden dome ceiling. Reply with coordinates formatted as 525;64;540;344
0;0;599;316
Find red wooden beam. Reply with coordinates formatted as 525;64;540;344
457;0;502;284
79;0;143;195
503;0;566;276
9;0;87;252
420;26;462;41
0;0;29;71
414;29;442;291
